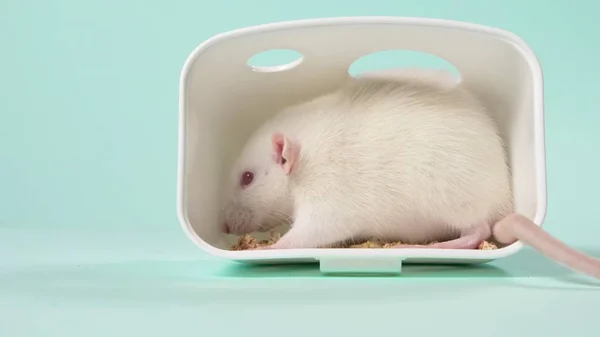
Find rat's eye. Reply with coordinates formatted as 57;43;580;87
240;171;254;188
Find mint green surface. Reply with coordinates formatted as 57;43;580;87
2;1;600;336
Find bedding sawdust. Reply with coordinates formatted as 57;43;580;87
230;231;498;251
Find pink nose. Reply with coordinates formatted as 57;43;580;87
222;222;231;234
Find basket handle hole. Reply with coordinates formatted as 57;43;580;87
247;49;304;73
348;50;461;83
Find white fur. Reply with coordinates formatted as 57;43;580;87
221;70;513;249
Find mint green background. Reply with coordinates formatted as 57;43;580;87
2;1;599;336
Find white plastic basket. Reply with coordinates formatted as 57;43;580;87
177;17;546;274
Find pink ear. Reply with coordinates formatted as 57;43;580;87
271;132;300;175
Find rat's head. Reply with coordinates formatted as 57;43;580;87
220;132;300;235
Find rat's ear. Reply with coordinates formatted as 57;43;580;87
271;132;300;175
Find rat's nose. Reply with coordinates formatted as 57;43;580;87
221;222;231;234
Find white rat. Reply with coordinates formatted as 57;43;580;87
220;71;600;279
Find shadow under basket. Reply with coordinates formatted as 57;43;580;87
177;17;547;275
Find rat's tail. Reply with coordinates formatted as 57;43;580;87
493;213;600;280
